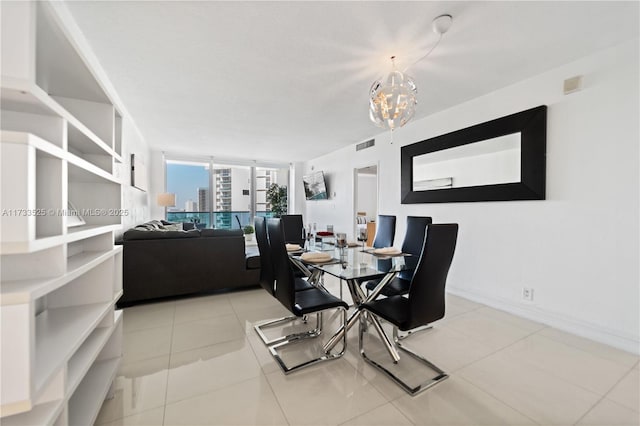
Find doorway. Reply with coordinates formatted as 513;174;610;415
354;165;378;244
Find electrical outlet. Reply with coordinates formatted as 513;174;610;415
522;287;534;302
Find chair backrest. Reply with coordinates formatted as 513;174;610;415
267;218;296;311
254;216;275;294
398;216;432;280
372;215;396;248
406;224;458;329
280;214;305;246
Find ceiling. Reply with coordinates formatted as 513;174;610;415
64;1;638;163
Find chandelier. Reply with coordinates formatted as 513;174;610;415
369;56;418;132
369;14;453;139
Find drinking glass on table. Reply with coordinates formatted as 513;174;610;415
357;228;367;251
336;232;347;261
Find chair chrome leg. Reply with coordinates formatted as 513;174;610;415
367;314;400;363
359;318;448;396
396;324;433;340
254;312;322;346
270;307;347;374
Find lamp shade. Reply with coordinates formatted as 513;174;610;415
157;193;176;207
369;67;417;131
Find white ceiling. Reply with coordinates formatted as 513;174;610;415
64;1;638;163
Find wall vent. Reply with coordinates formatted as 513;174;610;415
356;139;375;151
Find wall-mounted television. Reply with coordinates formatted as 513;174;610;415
303;171;328;200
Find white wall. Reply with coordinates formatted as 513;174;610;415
149;149;166;220
356;173;377;221
118;119;151;236
303;38;639;353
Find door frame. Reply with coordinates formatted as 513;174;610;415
352;162;379;240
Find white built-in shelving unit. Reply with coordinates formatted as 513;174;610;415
1;1;123;425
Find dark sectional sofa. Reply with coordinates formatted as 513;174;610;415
118;220;260;306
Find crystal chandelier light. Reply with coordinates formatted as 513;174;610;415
369;56;417;133
368;14;453;140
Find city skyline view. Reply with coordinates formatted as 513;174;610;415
166;162;209;211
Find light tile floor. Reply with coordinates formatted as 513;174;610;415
96;277;639;426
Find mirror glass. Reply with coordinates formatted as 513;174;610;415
400;105;546;204
412;132;521;191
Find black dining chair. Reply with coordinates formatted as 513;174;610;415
280;214;306;247
359;223;458;395
265;218;349;374
253;216;315;346
372;215;396;248
364;216;432;297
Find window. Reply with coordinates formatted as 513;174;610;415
164;157;289;229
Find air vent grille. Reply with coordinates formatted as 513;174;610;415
356;139;375;151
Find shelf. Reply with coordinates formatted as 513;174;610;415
66;224;121;243
35;302;112;396
0;85;59;118
1;80;118;160
67;357;120;426
0;131;65;160
0;235;66;256
67;310;122;397
0;248;120;305
67;157;119;185
1;2;123;422
0;400;63;426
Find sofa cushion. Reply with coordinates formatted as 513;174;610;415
200;229;243;238
123;229;201;241
163;223;183;231
246;255;261;270
147;220;164;229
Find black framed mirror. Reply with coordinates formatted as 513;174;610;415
401;105;546;203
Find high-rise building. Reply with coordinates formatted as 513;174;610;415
185;200;197;211
256;168;277;213
197;188;209;212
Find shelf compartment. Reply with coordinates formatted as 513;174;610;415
67;121;114;174
113;248;123;298
0;78;119;161
1;247;119;305
66;150;120;185
67;358;119;426
67;310;122;397
1;245;65;289
0;400;63;426
1;108;65;148
34;302;112;397
68;167;122;228
1;132;65;252
67;232;112;258
113;111;122;156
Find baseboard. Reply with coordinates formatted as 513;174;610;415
447;287;640;355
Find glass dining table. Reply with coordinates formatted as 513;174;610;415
289;247;416;362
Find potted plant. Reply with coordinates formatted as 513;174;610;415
243;225;255;241
266;183;288;217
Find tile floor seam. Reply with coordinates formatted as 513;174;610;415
168;335;249;359
258;370;292;426
600;367;640;410
444;326;543;375
496;335;637;399
263;360;390;426
531;327;640;370
229;297;293;425
456;375;541;426
162;373;265;412
338;401;415;426
161;304;177;426
459;349;605;426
